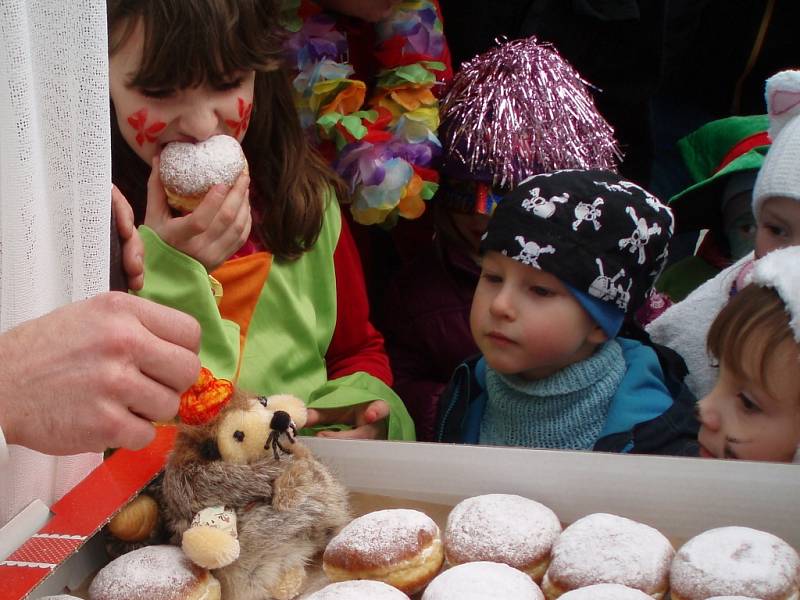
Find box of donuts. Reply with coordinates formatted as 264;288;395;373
3;426;799;600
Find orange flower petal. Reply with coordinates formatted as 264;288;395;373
389;86;436;112
397;175;426;219
321;82;366;116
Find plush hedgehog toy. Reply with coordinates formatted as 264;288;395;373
159;368;350;600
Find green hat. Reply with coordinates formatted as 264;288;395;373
669;115;770;232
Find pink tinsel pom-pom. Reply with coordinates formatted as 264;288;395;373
440;36;622;188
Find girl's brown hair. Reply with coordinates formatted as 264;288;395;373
707;283;797;391
108;0;347;260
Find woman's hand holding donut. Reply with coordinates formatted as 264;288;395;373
306;400;390;440
145;155;252;272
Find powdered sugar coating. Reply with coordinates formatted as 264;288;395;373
324;509;440;569
670;527;800;600
545;513;673;593
422;561;544;600
88;545;207;600
305;580;409;599
706;597;764;600
559;583;653;599
39;596;84;599
444;494;561;569
160;134;245;197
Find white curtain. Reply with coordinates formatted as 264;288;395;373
0;0;110;525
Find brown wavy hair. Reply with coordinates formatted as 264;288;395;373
707;283;798;396
108;0;346;260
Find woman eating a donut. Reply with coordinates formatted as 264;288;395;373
107;0;414;441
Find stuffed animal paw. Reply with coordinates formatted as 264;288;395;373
181;506;240;569
269;565;306;600
108;493;159;542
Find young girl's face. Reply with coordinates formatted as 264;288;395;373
470;252;606;381
109;20;256;165
697;343;800;462
755;196;800;258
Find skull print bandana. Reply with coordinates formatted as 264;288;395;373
481;169;674;314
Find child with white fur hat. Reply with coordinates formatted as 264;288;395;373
648;69;800;398
696;245;800;463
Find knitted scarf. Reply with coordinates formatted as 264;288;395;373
480;340;626;449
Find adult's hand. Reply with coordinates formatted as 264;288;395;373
144;155;252;273
0;292;201;455
305;400;389;440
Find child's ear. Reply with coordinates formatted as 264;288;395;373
587;324;608;345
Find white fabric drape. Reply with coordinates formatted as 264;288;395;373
0;0;110;526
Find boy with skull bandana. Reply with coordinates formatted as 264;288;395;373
437;170;698;455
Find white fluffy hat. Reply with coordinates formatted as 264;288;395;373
753;70;800;216
751;245;800;343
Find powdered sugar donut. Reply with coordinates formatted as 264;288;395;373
444;494;561;582
422;561;545;600
322;509;444;595
706;597;763;600
541;513;674;600
305;580;409;599
558;583;654;599
39;596;83;599
88;545;220;600
670;527;800;600
160;134;247;212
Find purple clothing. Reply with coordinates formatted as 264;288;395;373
381;237;480;441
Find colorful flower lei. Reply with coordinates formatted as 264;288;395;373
283;0;446;225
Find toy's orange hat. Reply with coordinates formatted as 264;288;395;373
179;367;234;425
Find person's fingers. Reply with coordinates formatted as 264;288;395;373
122;233;145;291
126;294;202;354
305;408;322;428
134;329;202;396
229;171;251;206
316;422;385;440
128;270;145;292
304;405;355;428
79;400;157;452
111;185;135;239
359;400;390;426
145;156;172;226
114;295;201;393
102;406;158;451
188;183;230;232
119;368;183;423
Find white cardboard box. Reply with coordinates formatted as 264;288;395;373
6;433;800;599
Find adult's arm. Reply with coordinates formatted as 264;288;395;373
0;293;201;456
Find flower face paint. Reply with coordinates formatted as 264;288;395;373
225;98;253;138
127;108;167;147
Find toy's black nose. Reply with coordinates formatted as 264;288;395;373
270;410;292;432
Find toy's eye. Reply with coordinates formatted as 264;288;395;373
233;430;245;442
258;396;269;407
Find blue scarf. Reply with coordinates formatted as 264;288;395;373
480;340;626;449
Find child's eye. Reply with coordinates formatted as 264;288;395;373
481;272;502;284
764;223;787;237
530;286;554;297
140;88;176;99
216;78;244;92
737;392;761;413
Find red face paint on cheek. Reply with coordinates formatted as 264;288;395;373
126;108;167;147
225;97;253;138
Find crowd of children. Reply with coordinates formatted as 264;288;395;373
111;0;799;464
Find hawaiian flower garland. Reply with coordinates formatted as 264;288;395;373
284;0;446;225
